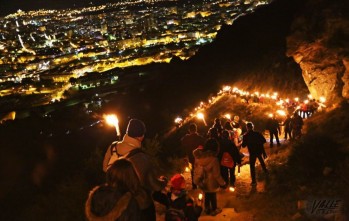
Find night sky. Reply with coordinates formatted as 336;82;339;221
0;0;110;16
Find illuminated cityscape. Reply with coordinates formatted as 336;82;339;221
0;0;270;107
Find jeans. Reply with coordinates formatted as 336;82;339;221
204;192;217;211
220;165;236;186
269;130;280;145
249;154;267;183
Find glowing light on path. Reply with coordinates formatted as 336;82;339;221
196;113;207;126
198;193;203;201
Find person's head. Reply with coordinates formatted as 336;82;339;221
188;123;197;133
214;118;221;124
224;121;233;130
246;122;254;131
90;185;118;217
126;119;146;139
204;138;219;153
207;127;219;138
233;115;239;123
170;174;186;192
106;159;140;195
221;130;230;139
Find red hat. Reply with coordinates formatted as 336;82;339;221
170;174;185;190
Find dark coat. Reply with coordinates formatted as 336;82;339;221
218;138;242;165
266;118;280;133
241;130;266;156
85;187;141;221
156;190;202;221
181;133;206;163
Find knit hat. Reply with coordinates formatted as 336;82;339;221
126;119;146;138
170;174;186;190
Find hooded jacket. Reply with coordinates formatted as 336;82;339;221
192;148;226;192
103;134;166;209
85;187;140;221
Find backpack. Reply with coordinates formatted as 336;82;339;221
165;207;187;221
221;152;234;168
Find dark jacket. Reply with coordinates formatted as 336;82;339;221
85;187;141;221
283;117;292;132
181;133;206;163
193;148;226;192
218;138;242;166
156;190;202;221
266;118;280;133
241;130;266;156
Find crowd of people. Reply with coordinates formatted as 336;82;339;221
85;108;305;220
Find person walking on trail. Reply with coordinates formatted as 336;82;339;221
290;112;304;140
241;122;268;186
282;114;292;140
211;118;223;137
155;174;203;221
181;123;206;189
193;138;227;216
218;130;242;187
85;159;142;221
102;119;167;221
266;115;281;147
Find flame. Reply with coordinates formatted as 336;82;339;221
104;114;120;136
197;113;204;120
224;113;231;120
223;85;231;92
198;193;203;200
276;110;286;116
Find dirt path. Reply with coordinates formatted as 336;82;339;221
156;139;290;221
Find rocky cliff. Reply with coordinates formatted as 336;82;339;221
287;0;349;104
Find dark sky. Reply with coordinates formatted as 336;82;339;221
0;0;110;17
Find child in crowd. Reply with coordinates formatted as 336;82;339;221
193;138;227;216
155;174;202;221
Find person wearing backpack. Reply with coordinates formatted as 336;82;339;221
193;139;227;216
156;174;202;221
102;119;167;221
218;130;242;187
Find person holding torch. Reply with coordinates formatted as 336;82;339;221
155;174;202;221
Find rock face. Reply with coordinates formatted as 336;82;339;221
287;0;349;103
